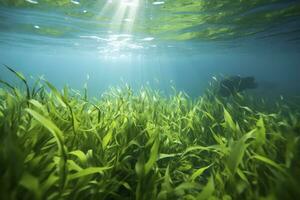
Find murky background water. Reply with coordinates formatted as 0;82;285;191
0;0;300;97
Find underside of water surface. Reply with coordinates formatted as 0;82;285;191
1;1;300;200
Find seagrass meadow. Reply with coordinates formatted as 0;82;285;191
0;66;300;200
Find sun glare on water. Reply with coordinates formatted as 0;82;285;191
76;0;165;59
96;0;142;59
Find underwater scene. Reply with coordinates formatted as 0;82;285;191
1;0;300;200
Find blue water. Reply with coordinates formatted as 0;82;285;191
0;0;300;98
